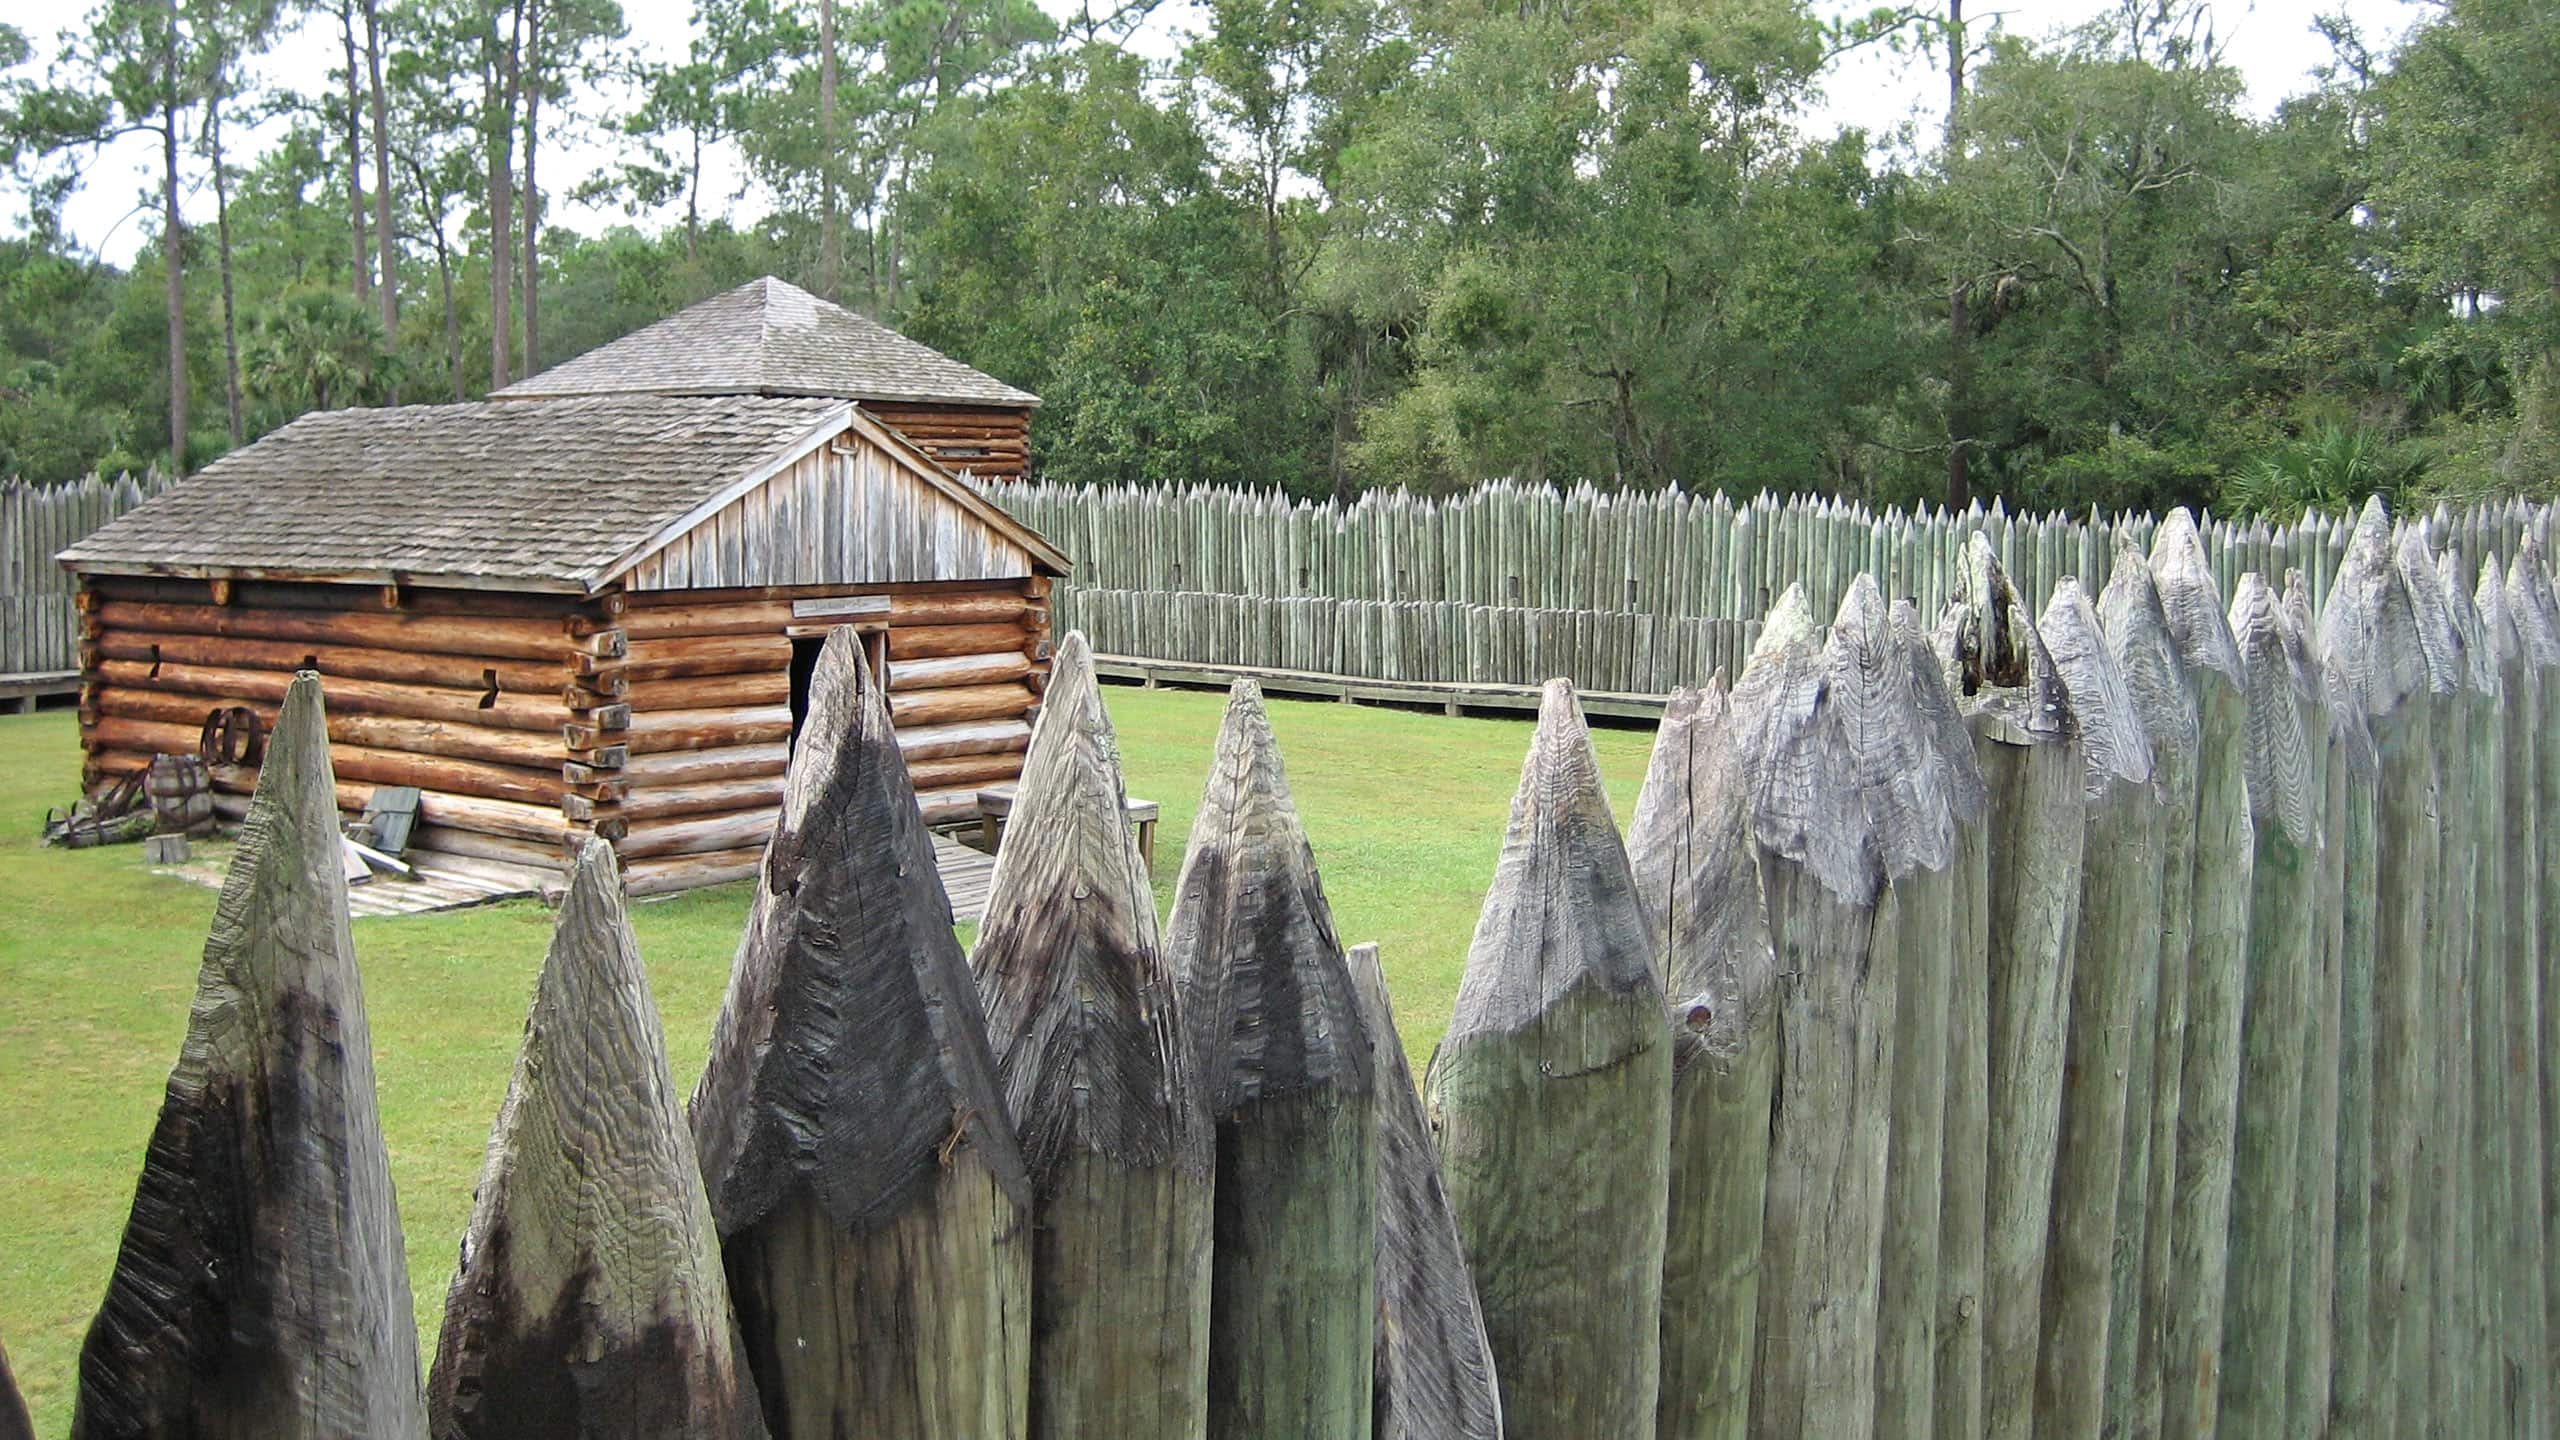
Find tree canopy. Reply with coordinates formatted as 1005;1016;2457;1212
0;0;2550;517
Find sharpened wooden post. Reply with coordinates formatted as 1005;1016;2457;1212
2096;532;2202;1440
2216;574;2322;1435
1747;578;1946;1438
1427;677;1670;1440
2154;511;2253;1440
2501;548;2557;1432
2317;502;2434;1439
1950;535;2087;1440
2032;577;2159;1440
1934;598;1993;1440
690;627;1033;1440
1167;680;1377;1440
430;840;767;1438
1347;943;1503;1440
2529;544;2560;1399
1876;598;1987;1440
971;631;1213;1440
2285;568;2358;1440
2438;549;2498;1437
2478;558;2546;1437
2315;595;2381;1440
72;671;425;1440
1629;669;1785;1440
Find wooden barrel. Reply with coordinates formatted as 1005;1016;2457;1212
147;752;215;835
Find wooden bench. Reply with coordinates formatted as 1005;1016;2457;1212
974;784;1161;871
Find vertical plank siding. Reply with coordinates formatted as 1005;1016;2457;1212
0;474;167;675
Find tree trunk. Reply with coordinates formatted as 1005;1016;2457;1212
206;88;243;448
686;125;702;264
364;0;396;372
1943;0;1971;511
819;0;840;301
161;0;187;477
519;0;540;376
487;0;521;392
407;154;463;400
342;2;368;304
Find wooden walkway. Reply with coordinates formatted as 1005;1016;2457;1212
1093;653;1671;719
0;670;78;714
936;832;998;923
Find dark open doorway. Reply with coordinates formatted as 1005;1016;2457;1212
787;627;889;754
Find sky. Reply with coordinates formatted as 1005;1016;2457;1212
11;0;2428;267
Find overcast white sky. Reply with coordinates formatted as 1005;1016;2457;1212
13;0;2428;266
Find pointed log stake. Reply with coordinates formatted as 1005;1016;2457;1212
1950;534;2086;1440
2317;501;2432;1440
2152;509;2253;1440
2501;546;2558;1431
1426;678;1670;1440
970;630;1212;1440
2031;576;2159;1440
2096;531;2201;1440
0;1335;32;1440
2433;544;2496;1438
1346;942;1503;1440
1931;599;1994;1440
1166;679;1377;1440
1876;597;1986;1440
72;671;425;1440
2215;573;2323;1436
1747;577;1945;1439
1628;669;1782;1440
429;840;766;1439
689;626;1033;1439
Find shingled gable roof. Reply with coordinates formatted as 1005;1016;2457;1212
60;394;1067;591
488;276;1042;409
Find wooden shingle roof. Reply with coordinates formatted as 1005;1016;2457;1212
490;277;1041;409
59;394;1064;591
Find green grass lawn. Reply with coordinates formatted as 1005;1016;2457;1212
0;686;1650;1434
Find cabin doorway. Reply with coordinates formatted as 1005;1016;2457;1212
787;626;888;753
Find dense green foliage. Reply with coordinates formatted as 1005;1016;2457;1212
3;0;2556;515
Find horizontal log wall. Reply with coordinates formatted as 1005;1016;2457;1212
580;578;1052;866
78;575;611;877
863;401;1034;484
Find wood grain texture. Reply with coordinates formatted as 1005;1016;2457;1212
1345;943;1503;1440
2315;501;2433;1440
1165;679;1377;1440
2523;540;2560;1405
1931;598;1994;1440
429;841;767;1439
2501;547;2557;1432
2032;576;2160;1440
2215;573;2322;1437
1626;675;1782;1440
969;631;1213;1440
72;672;425;1440
688;627;1033;1440
2094;531;2201;1440
2435;546;2496;1438
1951;535;2088;1440
1425;678;1670;1440
1875;596;1986;1440
2155;510;2254;1440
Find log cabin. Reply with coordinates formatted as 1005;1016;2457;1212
60;372;1066;897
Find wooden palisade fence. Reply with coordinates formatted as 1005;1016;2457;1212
48;495;2560;1439
0;475;166;677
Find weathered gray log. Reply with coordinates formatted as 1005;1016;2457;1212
1875;596;1986;1440
2396;527;2464;1436
689;627;1033;1439
2502;546;2558;1431
971;630;1212;1440
2096;531;2202;1440
1628;673;1779;1440
72;672;425;1440
2214;573;2322;1436
2285;568;2361;1440
2317;501;2433;1440
1426;678;1670;1440
2031;576;2158;1440
2477;557;2544;1437
1932;599;1993;1440
0;1335;32;1440
1166;679;1377;1440
1949;534;2086;1440
2529;543;2560;1402
1746;577;1938;1438
2155;509;2254;1440
1346;942;1502;1440
430;840;767;1439
2436;545;2496;1437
